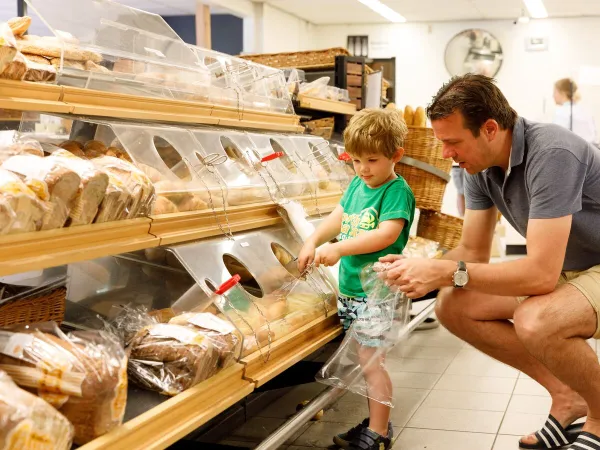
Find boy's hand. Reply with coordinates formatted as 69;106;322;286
298;242;316;273
314;244;342;267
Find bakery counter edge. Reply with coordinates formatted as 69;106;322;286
0;79;303;132
0;193;341;277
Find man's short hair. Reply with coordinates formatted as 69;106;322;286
426;74;518;137
343;108;408;158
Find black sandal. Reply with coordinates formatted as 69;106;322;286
570;431;600;449
519;415;584;449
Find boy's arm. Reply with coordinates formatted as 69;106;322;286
298;205;344;271
315;219;405;267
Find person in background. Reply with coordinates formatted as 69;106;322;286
553;78;598;145
298;108;415;450
451;165;466;217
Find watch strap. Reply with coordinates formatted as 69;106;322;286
458;260;467;272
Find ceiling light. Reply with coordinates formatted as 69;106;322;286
357;0;406;23
522;0;548;19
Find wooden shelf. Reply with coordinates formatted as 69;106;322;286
0;194;341;277
296;94;357;116
0;80;303;133
79;364;253;450
0;218;157;278
242;313;342;388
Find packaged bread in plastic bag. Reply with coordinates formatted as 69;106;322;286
91;156;155;219
0;168;48;234
47;149;109;226
0;369;74;450
0;323;128;445
0;139;45;162
2;154;81;229
0;22;18;77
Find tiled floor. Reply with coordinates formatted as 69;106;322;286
218;321;599;450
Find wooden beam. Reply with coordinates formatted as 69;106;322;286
195;3;211;49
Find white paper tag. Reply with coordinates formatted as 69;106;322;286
186;313;236;335
147;324;204;346
240;242;250;248
0;332;34;359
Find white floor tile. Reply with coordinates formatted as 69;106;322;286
407;407;503;433
390;371;441;389
396;428;496;450
507;395;552;415
499;412;547;435
405;327;465;349
422;390;511;412
434;374;517;394
513;378;549;397
387;357;451;374
445;349;519;378
389;344;462;361
493;434;522;450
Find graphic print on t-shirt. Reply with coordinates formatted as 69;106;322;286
340;207;379;240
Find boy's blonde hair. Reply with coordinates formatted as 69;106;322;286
343;108;408;158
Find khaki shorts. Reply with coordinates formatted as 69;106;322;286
517;265;600;338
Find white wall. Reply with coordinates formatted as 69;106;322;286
312;17;600;128
261;4;314;53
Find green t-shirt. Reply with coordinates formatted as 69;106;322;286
338;175;415;298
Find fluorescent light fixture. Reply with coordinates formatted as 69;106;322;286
357;0;407;23
523;0;548;19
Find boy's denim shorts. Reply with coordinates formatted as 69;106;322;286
338;295;394;348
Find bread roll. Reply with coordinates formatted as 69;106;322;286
403;105;414;126
7;16;31;37
152;195;178;215
176;195;207;212
414;106;426;127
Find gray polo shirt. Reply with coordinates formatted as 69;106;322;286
465;117;600;270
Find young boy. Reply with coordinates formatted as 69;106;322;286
298;108;415;450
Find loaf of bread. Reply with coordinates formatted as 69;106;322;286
93;172;132;223
128;323;220;396
47;149;109;226
0;140;44;162
152;195;178;215
85;60;111;74
403;105;414;126
0;168;46;234
2;154;81;230
168;312;240;369
0;52;26;80
0;324;127;445
59;140;85;158
21;54;56;82
16;36;102;63
49;58;85;70
227;187;271;206
413;106;427;127
7;17;31;37
91;156;155;219
0;369;74;450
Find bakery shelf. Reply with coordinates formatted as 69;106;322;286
242;313;342;388
79;363;253;450
0;80;303;133
296;94;357;116
0;193;341;277
150;193;341;246
0;218;157;278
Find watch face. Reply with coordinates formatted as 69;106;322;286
454;271;469;286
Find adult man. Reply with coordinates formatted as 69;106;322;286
383;74;600;449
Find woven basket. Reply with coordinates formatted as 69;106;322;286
417;210;464;250
0;286;66;328
396;126;451;211
239;47;350;70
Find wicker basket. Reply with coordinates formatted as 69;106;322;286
0;286;66;328
239;47;350;70
396;126;451;211
417;210;464;250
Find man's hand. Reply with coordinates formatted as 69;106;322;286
379;254;405;264
385;258;453;298
314;244;342;267
298;242;316;273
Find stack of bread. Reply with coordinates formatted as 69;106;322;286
0;138;155;232
0;323;128;445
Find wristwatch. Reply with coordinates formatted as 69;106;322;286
453;261;469;288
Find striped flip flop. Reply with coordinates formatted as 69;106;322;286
570;431;600;449
519;415;584;449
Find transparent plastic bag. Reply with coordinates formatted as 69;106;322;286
0;168;48;234
316;262;411;407
2;154;81;229
299;77;330;99
0;369;74;450
0;139;44;163
0;322;128;445
0;22;18;78
91;155;156;220
47;149;109;226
